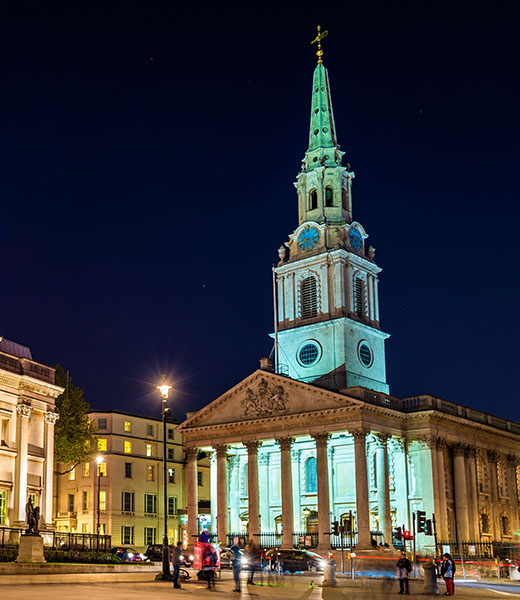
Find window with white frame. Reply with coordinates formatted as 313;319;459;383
144;527;156;545
144;493;157;515
121;491;134;513
121;526;134;544
167;496;177;516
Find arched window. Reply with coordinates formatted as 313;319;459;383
501;515;510;536
325;187;333;207
305;457;317;493
309;189;318;210
480;512;490;534
354;277;365;318
301;276;318;319
342;187;348;210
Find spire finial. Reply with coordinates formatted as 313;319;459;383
310;25;328;65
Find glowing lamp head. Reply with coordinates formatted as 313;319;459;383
96;455;104;465
157;374;172;399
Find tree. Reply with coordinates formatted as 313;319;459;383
54;365;97;472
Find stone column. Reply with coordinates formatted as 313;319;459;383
277;437;294;549
435;439;449;540
245;441;261;540
453;444;470;540
186;447;198;548
42;411;59;526
210;452;217;535
14;403;32;523
374;434;392;544
487;450;499;539
465;446;479;540
351;429;371;549
507;455;520;533
312;433;331;553
215;444;229;545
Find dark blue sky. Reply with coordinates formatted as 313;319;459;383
1;3;519;422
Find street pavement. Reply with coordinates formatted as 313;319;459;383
0;571;519;599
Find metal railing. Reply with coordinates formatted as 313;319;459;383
437;540;519;560
0;526;111;552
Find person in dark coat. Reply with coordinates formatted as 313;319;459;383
396;551;412;595
230;537;243;592
441;552;456;596
171;541;183;589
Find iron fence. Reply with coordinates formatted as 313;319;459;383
0;526;111;552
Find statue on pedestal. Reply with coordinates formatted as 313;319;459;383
25;498;40;535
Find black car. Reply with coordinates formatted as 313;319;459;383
263;549;325;573
144;544;193;567
111;547;147;562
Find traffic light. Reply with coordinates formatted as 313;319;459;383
394;526;403;541
417;510;427;533
403;530;412;540
425;519;433;536
331;521;339;536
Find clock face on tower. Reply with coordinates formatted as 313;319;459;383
297;227;319;251
348;227;363;252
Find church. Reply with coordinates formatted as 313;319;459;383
178;38;520;555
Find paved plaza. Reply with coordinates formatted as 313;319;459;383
0;572;519;599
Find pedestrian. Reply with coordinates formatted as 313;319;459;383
203;547;217;590
171;541;183;589
230;536;243;592
246;538;262;585
396;551;412;595
441;552;456;596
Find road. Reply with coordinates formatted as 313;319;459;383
0;571;519;599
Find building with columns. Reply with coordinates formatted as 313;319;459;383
0;337;62;529
178;50;520;553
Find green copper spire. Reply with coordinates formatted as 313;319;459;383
303;62;344;171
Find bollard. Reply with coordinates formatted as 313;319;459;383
422;561;440;595
322;557;338;587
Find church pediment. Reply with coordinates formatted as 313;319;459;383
179;370;362;430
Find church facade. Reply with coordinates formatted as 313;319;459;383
178;51;520;554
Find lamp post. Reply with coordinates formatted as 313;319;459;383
157;374;172;580
96;455;104;551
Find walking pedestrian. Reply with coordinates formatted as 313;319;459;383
171;541;182;589
246;538;262;585
230;536;243;592
441;552;456;596
396;551;412;595
204;547;217;590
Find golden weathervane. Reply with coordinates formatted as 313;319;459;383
310;25;328;65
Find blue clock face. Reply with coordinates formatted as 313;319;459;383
297;227;319;251
349;227;363;252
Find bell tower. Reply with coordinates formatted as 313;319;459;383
272;29;390;394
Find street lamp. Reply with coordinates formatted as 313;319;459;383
96;455;104;551
157;374;172;580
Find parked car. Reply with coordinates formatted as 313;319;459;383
144;544;193;567
111;547;147;562
263;549;325;573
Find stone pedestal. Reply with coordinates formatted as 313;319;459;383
17;535;46;563
422;561;440;595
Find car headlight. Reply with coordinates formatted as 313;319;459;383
127;553;134;558
241;558;248;565
180;555;184;560
189;555;194;561
319;560;326;568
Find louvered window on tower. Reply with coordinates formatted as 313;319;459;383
325;187;333;207
342;188;348;210
354;277;365;318
301;276;318;319
309;189;318;210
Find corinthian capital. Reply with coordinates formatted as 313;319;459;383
349;428;369;443
452;443;467;457
276;437;294;451
312;432;330;447
185;446;198;461
44;411;59;425
214;444;229;460
16;403;32;418
244;440;262;455
372;433;390;448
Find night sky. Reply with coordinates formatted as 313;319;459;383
1;3;519;423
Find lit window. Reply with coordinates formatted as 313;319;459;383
99;490;107;512
98;438;107;452
197;472;203;487
146;444;154;457
98;418;107;430
124;420;131;433
83;462;90;477
0;490;7;525
99;462;107;476
124;441;132;454
305;457;317;493
168;468;175;484
82;523;89;533
147;465;154;481
68;467;76;481
301;276;318;319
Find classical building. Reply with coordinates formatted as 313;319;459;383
54;409;210;550
178;48;520;553
0;337;62;528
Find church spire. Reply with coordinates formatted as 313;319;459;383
304;26;344;172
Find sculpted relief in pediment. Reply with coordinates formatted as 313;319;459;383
241;378;289;418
